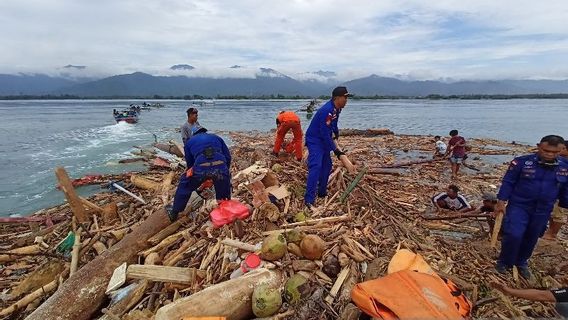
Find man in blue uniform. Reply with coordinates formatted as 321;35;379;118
167;126;232;221
495;135;568;279
304;86;352;207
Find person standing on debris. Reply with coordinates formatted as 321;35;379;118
181;107;201;144
490;282;568;317
304;86;352;208
434;135;447;158
495;135;568;279
446;130;467;179
167;125;232;221
543;141;568;240
273;111;303;161
431;184;474;213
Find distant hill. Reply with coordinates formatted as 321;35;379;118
56;72;322;97
0;74;77;95
1;71;568;97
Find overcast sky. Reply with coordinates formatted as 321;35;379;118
2;0;568;80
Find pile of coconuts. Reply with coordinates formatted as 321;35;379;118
252;230;327;317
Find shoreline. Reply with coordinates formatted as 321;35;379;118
1;130;566;319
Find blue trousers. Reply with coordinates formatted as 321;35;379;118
304;140;332;205
172;172;231;215
498;204;550;267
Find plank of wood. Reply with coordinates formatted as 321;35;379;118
491;211;504;247
281;215;350;228
126;265;199;284
79;197;104;213
55;167;89;223
325;264;351;305
106;262;127;294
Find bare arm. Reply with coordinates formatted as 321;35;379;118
491;282;556;302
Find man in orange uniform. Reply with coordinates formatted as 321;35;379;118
273;111;303;161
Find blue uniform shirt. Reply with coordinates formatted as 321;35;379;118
184;133;231;175
305;99;341;152
497;154;568;212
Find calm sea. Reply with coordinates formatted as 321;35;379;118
1;99;567;216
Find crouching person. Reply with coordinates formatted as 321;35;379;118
167;126;231;221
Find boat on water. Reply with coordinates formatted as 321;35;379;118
113;109;139;124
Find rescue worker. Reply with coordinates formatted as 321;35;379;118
543;140;568;240
181;107;200;144
304;86;352;208
167;125;231;221
495;135;568;279
273;111;303;161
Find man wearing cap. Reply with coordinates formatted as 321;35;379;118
181;107;201;144
303;86;352;207
168;125;232;221
495;135;568;279
273;110;303;161
543;141;568;240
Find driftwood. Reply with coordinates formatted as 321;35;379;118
26;209;171;320
154;269;283;320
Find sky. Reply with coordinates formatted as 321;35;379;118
1;0;568;81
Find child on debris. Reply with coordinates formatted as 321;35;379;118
431;184;474;213
434;136;447;158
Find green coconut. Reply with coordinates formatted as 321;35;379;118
271;163;283;173
284;229;304;244
294;211;308;222
261;233;287;261
252;284;283;317
284;274;309;305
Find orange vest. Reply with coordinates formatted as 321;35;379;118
277;111;299;123
352;270;471;319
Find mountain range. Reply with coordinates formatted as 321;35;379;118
1;70;567;97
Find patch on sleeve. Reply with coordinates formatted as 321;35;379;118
325;113;333;126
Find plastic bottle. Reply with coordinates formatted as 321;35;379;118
229;253;261;279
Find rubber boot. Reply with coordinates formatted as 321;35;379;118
542;221;564;241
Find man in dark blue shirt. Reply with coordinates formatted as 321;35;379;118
304;86;352;207
495;135;568;279
168;126;232;221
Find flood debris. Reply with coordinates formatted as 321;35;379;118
0;129;566;319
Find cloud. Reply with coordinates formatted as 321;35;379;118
1;0;567;80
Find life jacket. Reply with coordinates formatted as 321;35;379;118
277;111;300;124
352;249;471;319
352;270;471;319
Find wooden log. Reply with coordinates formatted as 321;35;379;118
92;241;107;255
0;244;41;263
339;128;393;136
221;238;258;252
26;208;171;320
131;174;161;191
380;158;445;169
422;213;491;221
7;260;65;299
147;216;188;246
79;197;104;213
339;154;356;175
0;268;69;317
367;168;405;175
140;230;184;257
55;167;89;223
491;211;504;248
126;265;203;284
70;231;82;275
280;215;351;228
154;269;283;320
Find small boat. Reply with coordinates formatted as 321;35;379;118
113;109;139;124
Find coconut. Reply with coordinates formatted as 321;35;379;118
271;163;283;173
252;284;282;317
261;233;287;261
294;211;308;222
300;235;325;260
284;274;309;305
284;229;304;244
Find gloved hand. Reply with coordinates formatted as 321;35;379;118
333;149;345;159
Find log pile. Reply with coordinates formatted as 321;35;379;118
0;130;566;319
